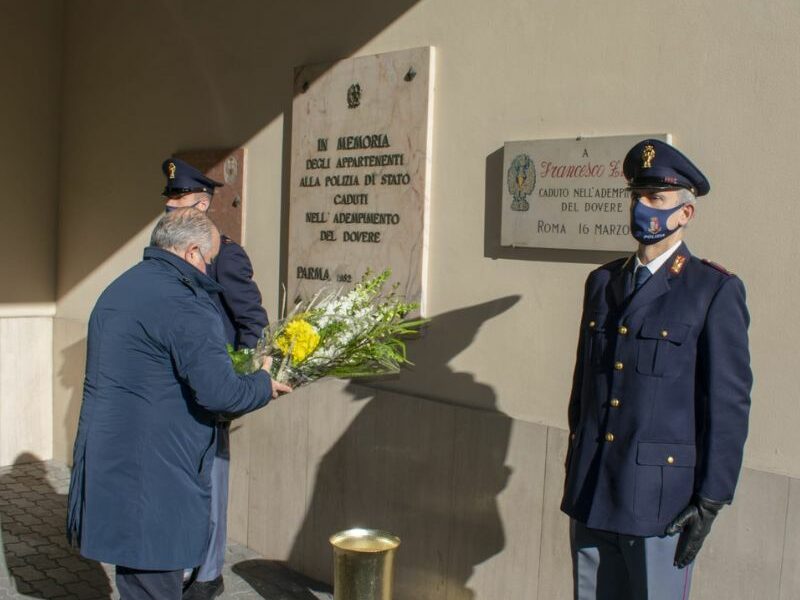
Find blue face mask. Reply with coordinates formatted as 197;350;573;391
630;200;686;245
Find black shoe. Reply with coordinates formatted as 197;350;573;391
182;575;224;600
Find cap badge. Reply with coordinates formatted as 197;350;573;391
642;144;656;169
168;162;176;180
670;254;687;275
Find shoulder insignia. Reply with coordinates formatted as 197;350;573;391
670;254;687;275
701;259;733;275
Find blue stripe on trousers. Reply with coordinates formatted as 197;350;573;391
570;519;694;600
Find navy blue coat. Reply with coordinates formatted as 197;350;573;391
561;243;752;537
208;235;268;349
66;247;272;570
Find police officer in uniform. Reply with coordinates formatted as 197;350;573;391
562;139;752;599
162;158;269;600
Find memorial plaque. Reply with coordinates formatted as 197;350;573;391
175;148;246;245
501;134;670;251
287;47;435;314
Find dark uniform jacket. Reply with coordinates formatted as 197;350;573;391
208;235;268;349
561;243;752;537
66;247;272;570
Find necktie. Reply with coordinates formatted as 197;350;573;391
634;266;652;291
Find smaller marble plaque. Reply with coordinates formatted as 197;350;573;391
501;134;670;252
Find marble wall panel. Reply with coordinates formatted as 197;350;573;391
286;378;366;580
51;317;87;465
538;426;574;600
691;467;788;599
289;383;457;598
227;411;252;545
0;317;52;466
246;382;311;560
447;416;545;600
779;477;800;600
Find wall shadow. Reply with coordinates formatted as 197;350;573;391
57;336;88;467
55;0;424;302
287;296;519;599
0;2;62;303
0;453;112;598
484;146;629;265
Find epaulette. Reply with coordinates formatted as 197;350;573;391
701;258;733;276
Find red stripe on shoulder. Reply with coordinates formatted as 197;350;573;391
701;258;733;275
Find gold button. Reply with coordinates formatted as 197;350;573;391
661;330;669;338
605;432;615;442
667;456;675;464
589;321;596;328
614;361;624;371
610;398;621;408
618;325;628;335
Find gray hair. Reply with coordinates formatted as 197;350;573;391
679;188;697;205
150;208;214;255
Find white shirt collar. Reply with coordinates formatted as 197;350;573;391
634;239;684;275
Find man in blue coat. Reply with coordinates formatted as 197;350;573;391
162;157;269;599
67;209;291;599
562;139;752;599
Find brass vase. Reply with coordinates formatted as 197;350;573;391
330;528;400;600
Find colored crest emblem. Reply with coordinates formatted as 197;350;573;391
167;162;176;180
507;153;536;212
642;144;656;169
347;83;362;109
648;216;661;234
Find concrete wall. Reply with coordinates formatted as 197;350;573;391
0;1;64;465
236;380;800;599
36;0;800;598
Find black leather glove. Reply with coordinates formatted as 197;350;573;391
665;495;725;568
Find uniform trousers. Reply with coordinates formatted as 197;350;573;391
116;566;183;600
570;519;694;600
195;422;230;582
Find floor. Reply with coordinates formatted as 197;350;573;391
0;460;332;600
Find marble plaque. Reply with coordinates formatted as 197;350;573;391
501;134;670;251
287;47;435;314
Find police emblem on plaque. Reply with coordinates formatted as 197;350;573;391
347;83;362;109
507;153;535;211
649;216;661;234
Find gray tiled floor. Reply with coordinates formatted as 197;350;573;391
0;460;332;599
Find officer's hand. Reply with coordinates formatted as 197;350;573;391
665;496;724;568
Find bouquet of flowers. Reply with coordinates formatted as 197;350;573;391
227;270;427;386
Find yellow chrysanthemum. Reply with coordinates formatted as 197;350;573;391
276;319;320;364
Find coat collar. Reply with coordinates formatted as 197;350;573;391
143;246;223;294
610;242;691;313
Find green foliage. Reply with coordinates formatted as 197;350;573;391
226;344;257;375
232;269;429;387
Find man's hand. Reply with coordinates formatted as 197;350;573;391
665;496;724;568
271;379;292;398
260;357;292;398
